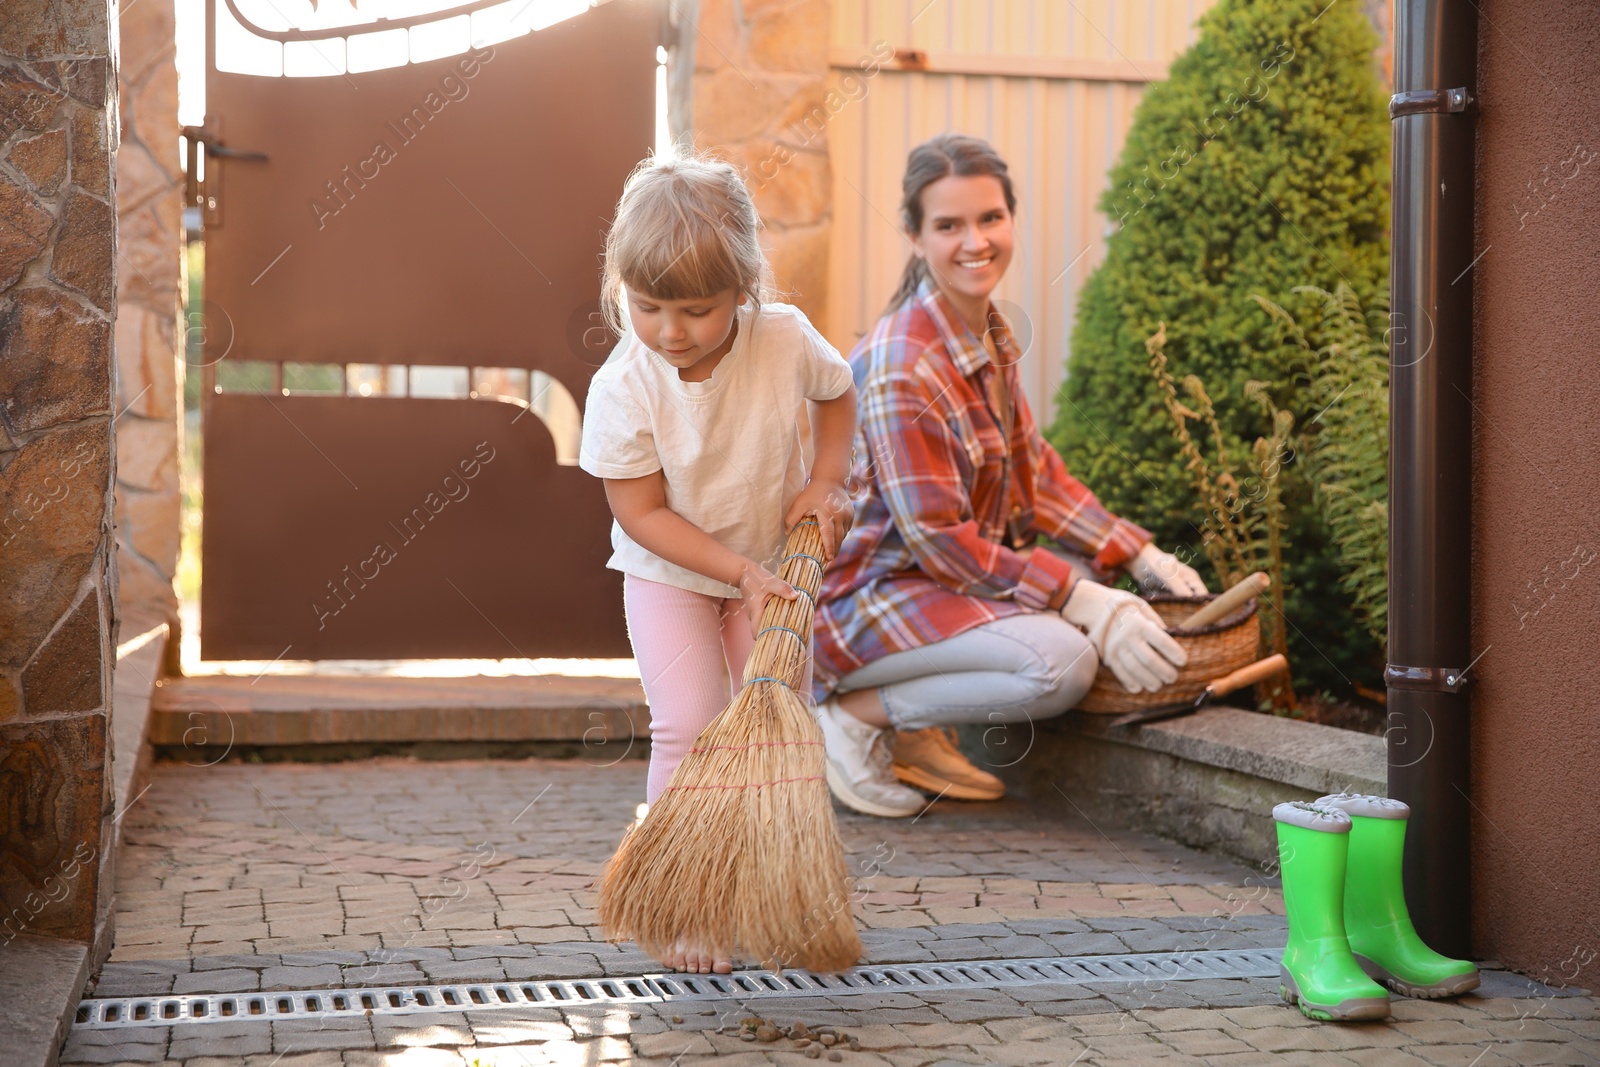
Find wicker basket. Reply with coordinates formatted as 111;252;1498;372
1074;594;1262;714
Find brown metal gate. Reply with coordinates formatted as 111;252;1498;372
195;0;658;659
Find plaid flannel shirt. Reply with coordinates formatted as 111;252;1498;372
812;280;1151;700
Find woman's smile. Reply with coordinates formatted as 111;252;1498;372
909;174;1016;332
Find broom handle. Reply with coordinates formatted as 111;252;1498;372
740;518;829;690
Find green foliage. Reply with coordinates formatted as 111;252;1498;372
1147;324;1294;704
1047;0;1390;693
1257;284;1389;646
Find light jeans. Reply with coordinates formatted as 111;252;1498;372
832;611;1100;731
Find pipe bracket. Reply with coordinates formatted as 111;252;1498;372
1384;663;1474;694
1390;87;1476;120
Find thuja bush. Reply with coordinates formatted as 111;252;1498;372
1048;0;1390;693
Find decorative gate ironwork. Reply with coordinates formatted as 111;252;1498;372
195;0;658;659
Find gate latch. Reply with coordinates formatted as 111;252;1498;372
181;125;269;231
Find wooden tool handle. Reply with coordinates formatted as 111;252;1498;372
1207;654;1289;699
1178;571;1270;630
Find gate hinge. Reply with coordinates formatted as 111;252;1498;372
1390;87;1476;120
1384;663;1474;694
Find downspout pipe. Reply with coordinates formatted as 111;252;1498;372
1387;0;1479;959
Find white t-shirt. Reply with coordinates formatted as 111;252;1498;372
579;301;854;598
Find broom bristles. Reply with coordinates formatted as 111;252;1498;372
597;519;861;973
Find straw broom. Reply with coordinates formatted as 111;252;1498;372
597;517;861;973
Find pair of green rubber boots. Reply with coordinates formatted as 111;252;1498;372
1273;793;1479;1021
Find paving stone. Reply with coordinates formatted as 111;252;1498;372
1001;983;1112;1005
168;1019;275;1058
1481;1040;1600;1065
500;954;611;980
188;954;266;972
98;759;1600;1066
88;974;180;998
355;947;454;966
341;962;427;985
836;1007;952;1026
57;1027;168;1064
173;968;260;994
1058;1011;1155;1036
343;1050;469;1066
1039;933;1129;956
930;924;1015;940
918;939;990;962
1476;1016;1592;1042
371;1013;475;1048
258;964;343;989
100;959;194;979
1219;1004;1305;1029
270;1015;374;1052
929;999;1034;1024
632;1030;718;1056
891;1021;999;1046
1080;1030;1188;1058
988;1039;1095;1065
1405;1045;1524;1067
1003;918;1091;936
1341;1051;1445;1067
277;950;365;968
1027;996;1123;1017
416;957;509;981
975;936;1055;957
1159;1026;1256;1055
1239;1023;1363;1052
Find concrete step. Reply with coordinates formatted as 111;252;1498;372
149;673;650;751
988;706;1386;870
3;934;90;1067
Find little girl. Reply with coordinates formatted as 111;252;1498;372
578;152;857;974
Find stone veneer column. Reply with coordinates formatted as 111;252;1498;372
672;0;832;330
0;0;120;952
112;0;183;622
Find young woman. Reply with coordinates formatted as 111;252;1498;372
812;134;1206;818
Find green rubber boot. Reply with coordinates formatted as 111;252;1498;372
1316;793;1480;998
1273;801;1390;1021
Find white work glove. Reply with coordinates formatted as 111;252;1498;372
1128;542;1208;597
1061;580;1189;693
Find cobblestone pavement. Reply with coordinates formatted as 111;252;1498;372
63;758;1600;1066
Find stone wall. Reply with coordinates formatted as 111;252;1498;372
113;0;183;623
0;0;120;951
673;0;832;330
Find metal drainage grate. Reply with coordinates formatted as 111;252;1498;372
74;949;1281;1030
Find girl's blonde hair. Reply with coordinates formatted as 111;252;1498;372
600;150;773;336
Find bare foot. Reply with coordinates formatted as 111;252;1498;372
661;942;733;974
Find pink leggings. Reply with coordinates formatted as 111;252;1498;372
624;574;814;804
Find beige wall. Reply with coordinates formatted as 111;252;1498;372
1470;0;1600;982
824;0;1214;424
669;0;1217;423
113;0;184;624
